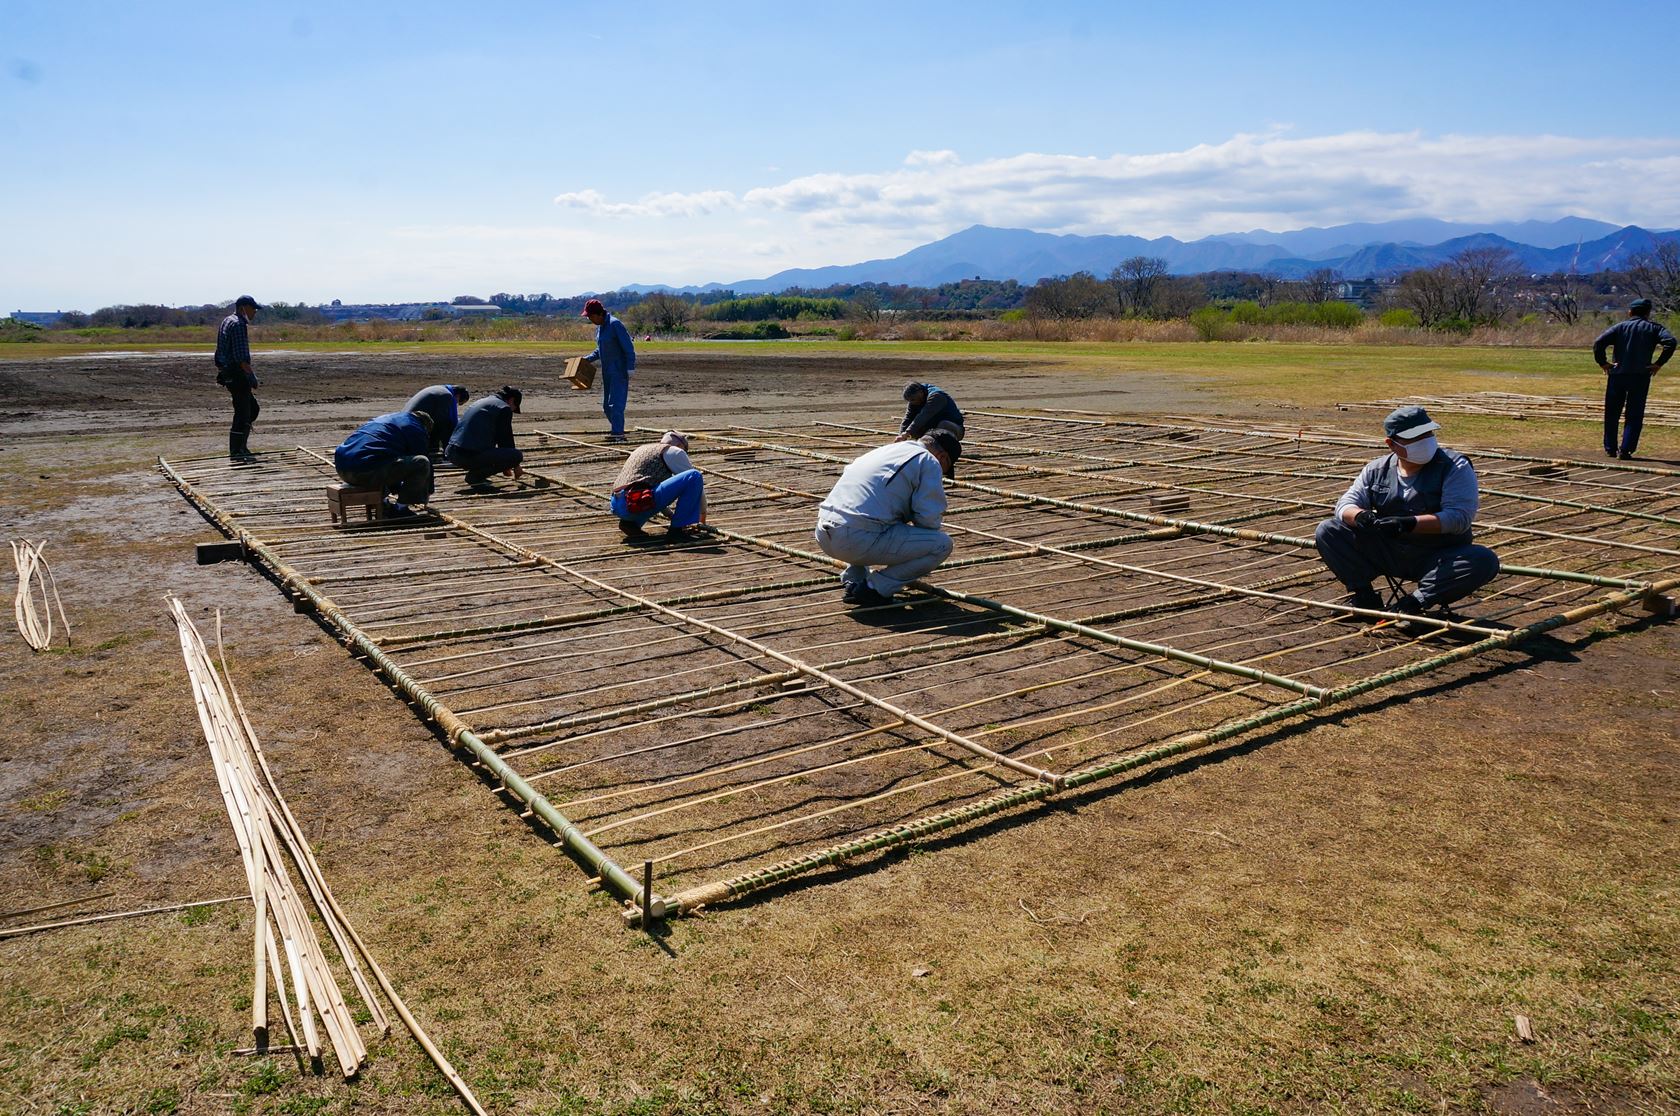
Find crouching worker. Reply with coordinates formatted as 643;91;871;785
334;410;434;518
404;384;469;456
446;385;524;485
895;381;964;442
1315;405;1499;625
610;431;705;540
815;429;959;607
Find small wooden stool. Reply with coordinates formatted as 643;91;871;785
328;483;384;525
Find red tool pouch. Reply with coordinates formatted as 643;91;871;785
625;485;656;515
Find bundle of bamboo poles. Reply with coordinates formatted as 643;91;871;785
167;598;487;1113
10;539;70;651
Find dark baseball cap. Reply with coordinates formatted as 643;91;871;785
903;381;928;400
921;429;962;478
498;385;522;412
235;295;261;309
1631;298;1654;314
1383;404;1440;439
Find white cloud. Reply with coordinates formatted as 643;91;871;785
551;130;1680;240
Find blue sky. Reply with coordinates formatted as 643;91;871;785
6;0;1679;309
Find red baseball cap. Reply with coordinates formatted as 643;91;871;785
582;298;605;317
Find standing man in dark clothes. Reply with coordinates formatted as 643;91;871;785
404;384;469;456
582;298;636;443
213;295;261;458
334;411;434;517
1593;298;1675;459
446;385;525;484
895;381;964;442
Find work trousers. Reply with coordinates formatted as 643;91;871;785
1603;373;1653;455
609;469;704;529
445;444;523;483
338;455;433;506
601;369;629;436
1314;518;1499;609
226;380;260;435
814;518;953;596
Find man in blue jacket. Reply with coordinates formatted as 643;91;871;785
895;382;964;442
582;298;636;443
1593;298;1675;459
403;384;469;456
447;385;526;484
334;410;434;517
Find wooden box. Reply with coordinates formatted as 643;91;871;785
566;356;597;391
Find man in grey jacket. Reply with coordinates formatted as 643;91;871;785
1315;405;1499;627
814;430;960;607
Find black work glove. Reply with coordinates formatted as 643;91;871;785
1351;509;1380;535
1373;515;1417;537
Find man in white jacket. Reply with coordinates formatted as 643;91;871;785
814;429;960;607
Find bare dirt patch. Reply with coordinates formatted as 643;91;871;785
1;347;1676;1115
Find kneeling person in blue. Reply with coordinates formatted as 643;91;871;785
334;410;435;517
815;430;959;607
1315;405;1500;625
609;431;705;540
446;385;525;485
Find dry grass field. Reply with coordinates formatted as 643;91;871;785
0;341;1676;1115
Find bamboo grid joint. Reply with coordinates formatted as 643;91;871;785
159;412;1680;925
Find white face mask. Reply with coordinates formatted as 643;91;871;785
1396;435;1438;464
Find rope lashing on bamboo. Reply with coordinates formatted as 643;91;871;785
659;569;1680;918
425;510;1066;788
977;409;1680;479
813;419;1680;532
10;539;71;651
686;430;1671;587
158;457;653;923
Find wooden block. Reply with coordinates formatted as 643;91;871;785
1514;1014;1534;1043
1642;594;1677;617
195;540;244;565
1149;493;1191;515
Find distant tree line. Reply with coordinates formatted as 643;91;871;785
43;241;1680;336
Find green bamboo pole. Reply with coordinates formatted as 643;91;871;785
661;570;1680;918
689;430;1665;588
158;456;656;916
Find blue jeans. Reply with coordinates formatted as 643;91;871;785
601;369;629;436
610;469;704;528
813;518;953;596
1314;518;1499;609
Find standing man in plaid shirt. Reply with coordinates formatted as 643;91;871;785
214;295;261;459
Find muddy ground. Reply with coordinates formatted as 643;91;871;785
0;347;1676;1115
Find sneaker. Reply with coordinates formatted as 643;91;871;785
618;519;646;539
605;434;629;445
665;524;705;541
1346;588;1383;611
1391;593;1433;634
845;586;897;608
1618;450;1635;460
1605;448;1619;458
385;502;418;520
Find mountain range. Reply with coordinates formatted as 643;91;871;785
627;217;1679;295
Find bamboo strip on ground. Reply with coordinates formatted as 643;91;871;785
10;539;71;651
